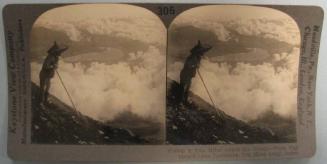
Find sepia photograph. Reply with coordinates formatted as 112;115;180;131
29;4;167;145
166;5;300;144
3;2;324;161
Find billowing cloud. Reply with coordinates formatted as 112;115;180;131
33;4;165;45
227;18;300;45
31;46;166;122
168;48;299;121
172;5;300;45
172;20;231;41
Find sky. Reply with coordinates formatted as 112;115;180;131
176;5;294;21
37;4;156;22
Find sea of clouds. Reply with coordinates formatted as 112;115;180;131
168;47;299;121
31;46;166;122
168;6;300;121
31;5;167;123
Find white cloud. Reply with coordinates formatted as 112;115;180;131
31;46;165;122
228;18;300;45
34;17;165;45
174;19;231;41
34;21;83;41
168;48;299;121
172;6;300;46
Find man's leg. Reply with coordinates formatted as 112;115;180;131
179;82;185;105
39;76;45;104
183;81;191;104
44;78;51;104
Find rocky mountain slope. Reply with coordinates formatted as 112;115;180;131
166;79;283;145
31;82;148;145
249;110;296;142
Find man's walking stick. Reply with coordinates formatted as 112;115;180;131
55;70;79;113
196;69;222;117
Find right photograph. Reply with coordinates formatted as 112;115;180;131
166;5;300;145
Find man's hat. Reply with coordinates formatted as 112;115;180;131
191;40;212;54
47;41;68;55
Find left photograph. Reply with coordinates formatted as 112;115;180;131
29;4;166;144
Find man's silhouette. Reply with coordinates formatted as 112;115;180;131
179;40;212;104
39;41;68;105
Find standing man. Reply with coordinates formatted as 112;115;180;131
39;41;68;105
179;40;212;105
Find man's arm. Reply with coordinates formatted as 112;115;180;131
43;56;57;70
